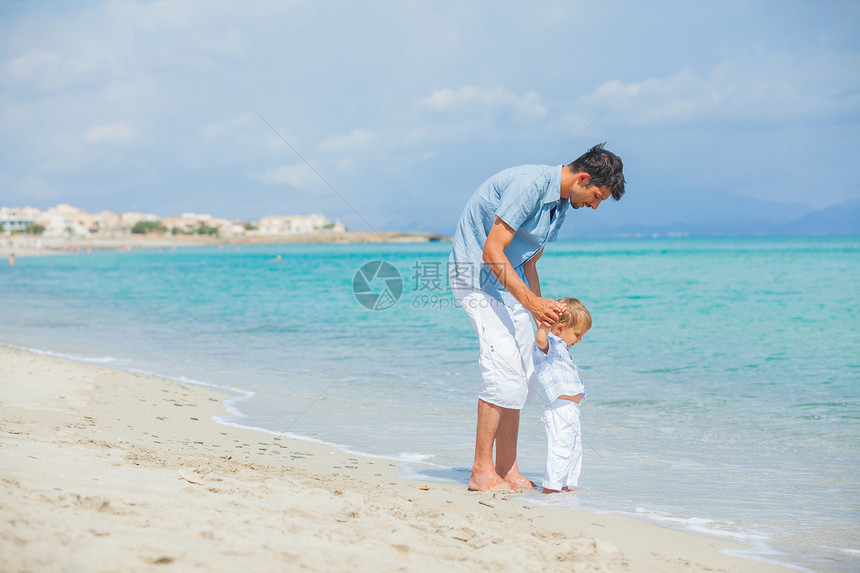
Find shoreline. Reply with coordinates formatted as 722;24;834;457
0;343;796;572
0;231;451;257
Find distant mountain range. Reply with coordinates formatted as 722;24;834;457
557;197;860;238
392;191;859;238
782;199;860;236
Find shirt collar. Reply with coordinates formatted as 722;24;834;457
541;165;564;205
547;332;567;352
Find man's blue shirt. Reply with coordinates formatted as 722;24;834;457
449;164;568;307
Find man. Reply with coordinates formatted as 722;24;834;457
448;143;625;491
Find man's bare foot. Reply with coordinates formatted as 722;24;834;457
468;470;514;491
501;471;536;489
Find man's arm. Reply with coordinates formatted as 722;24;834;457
529;249;553;355
483;218;561;328
524;248;569;323
523;247;543;299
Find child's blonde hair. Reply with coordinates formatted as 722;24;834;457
557;297;592;331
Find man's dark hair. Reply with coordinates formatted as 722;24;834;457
568;143;626;200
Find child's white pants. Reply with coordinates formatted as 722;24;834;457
542;398;583;491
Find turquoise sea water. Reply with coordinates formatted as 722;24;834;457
1;236;858;572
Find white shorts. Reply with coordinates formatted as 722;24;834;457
541;398;583;490
451;277;535;410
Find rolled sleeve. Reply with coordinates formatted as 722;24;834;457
495;176;540;231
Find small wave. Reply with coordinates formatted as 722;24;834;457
721;547;814;573
519;498;810;573
122;368;255;403
209;415;438;467
833;547;860;556
627;508;815;573
3;343;122;365
396;460;469;484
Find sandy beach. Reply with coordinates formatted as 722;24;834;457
0;345;795;572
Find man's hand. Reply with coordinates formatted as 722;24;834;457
528;297;568;329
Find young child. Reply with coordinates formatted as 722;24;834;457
533;297;592;494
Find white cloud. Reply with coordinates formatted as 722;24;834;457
317;129;380;156
2;50;93;89
307;87;551;169
5;51;59;80
306;87;551;175
2;1;252;95
248;163;320;188
201;112;258;142
103;76;160;106
417;86;547;118
85;123;137;144
200;112;295;158
580;52;860;126
108;0;252;68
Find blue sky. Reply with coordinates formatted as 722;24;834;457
1;0;858;233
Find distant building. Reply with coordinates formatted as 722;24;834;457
162;213;236;236
162;215;203;234
121;211;162;232
94;211;123;235
0;203;344;238
257;214;344;234
229;221;250;236
40;204;94;237
207;217;234;236
0;206;40;233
